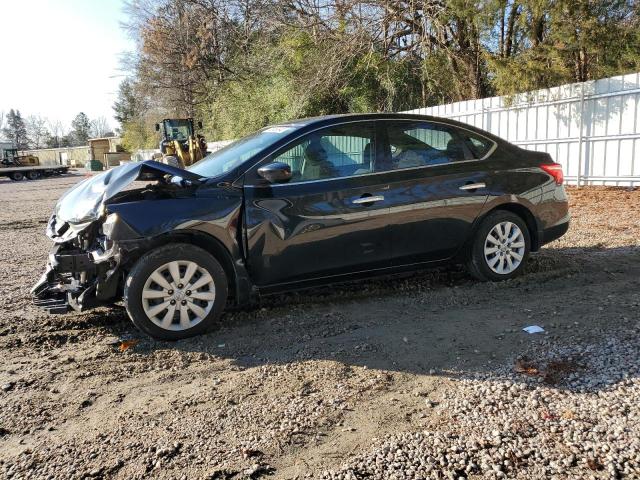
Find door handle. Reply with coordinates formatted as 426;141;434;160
353;195;384;204
459;182;486;191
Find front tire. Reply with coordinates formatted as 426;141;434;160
10;172;24;181
466;211;530;282
124;244;228;340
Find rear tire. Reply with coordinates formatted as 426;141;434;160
124;243;228;340
26;171;40;180
466;210;530;282
9;172;24;181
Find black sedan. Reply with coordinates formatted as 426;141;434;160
32;114;569;340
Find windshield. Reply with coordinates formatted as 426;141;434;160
164;119;191;141
188;125;297;178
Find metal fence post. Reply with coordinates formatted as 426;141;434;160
576;85;586;187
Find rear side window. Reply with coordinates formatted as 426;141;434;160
381;121;471;171
456;130;495;159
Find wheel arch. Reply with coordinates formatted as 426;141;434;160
477;202;541;251
123;229;252;305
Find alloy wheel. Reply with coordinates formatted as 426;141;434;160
483;221;526;275
141;260;216;331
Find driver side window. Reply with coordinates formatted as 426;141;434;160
271;123;375;183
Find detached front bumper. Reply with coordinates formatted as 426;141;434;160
31;243;122;314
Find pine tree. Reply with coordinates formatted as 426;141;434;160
113;79;144;127
2;109;29;149
70;112;91;146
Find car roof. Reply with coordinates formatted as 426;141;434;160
271;113;505;144
275;113;440;126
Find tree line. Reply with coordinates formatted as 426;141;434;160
0;110;114;150
114;0;640;148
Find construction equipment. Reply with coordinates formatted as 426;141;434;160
0;148;64;180
0;163;69;181
2;148;40;167
155;118;208;168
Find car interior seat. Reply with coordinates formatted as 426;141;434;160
444;139;466;162
301;139;337;180
353;142;373;175
397;149;425;169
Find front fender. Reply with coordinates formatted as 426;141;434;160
106;190;243;253
105;191;253;305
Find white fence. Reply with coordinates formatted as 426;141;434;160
405;72;640;186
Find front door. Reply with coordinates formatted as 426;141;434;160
379;120;493;264
243;122;393;287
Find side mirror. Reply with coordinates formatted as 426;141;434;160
257;162;292;184
197;121;203;129
155;123;160;132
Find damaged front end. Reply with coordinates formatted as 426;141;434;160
31;161;203;314
31;216;126;313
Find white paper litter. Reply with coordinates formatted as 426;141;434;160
522;325;545;334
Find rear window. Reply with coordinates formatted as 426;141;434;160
457;130;495;159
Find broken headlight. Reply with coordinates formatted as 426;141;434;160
101;213;119;238
99;211;139;241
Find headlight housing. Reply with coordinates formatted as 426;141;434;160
99;211;139;241
101;213;119;238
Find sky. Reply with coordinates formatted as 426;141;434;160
0;0;134;133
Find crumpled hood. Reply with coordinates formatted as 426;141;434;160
53;161;203;226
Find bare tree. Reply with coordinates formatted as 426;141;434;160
90;116;113;138
25;116;50;149
47;119;67;148
124;0;275;113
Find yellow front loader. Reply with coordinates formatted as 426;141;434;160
155;118;208;168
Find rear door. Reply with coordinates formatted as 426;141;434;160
242;121;393;287
379;120;494;264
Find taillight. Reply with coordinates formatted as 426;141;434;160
540;163;564;185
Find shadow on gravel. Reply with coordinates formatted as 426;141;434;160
74;246;640;393
48;308;130;332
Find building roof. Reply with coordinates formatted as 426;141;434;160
88;136;121;142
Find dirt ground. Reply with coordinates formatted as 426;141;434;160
0;174;638;479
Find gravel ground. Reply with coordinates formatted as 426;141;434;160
0;174;638;479
325;323;640;479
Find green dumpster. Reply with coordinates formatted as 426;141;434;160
85;159;104;171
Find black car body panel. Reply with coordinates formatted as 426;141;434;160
32;113;569;314
384;161;490;265
244;172;394;286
